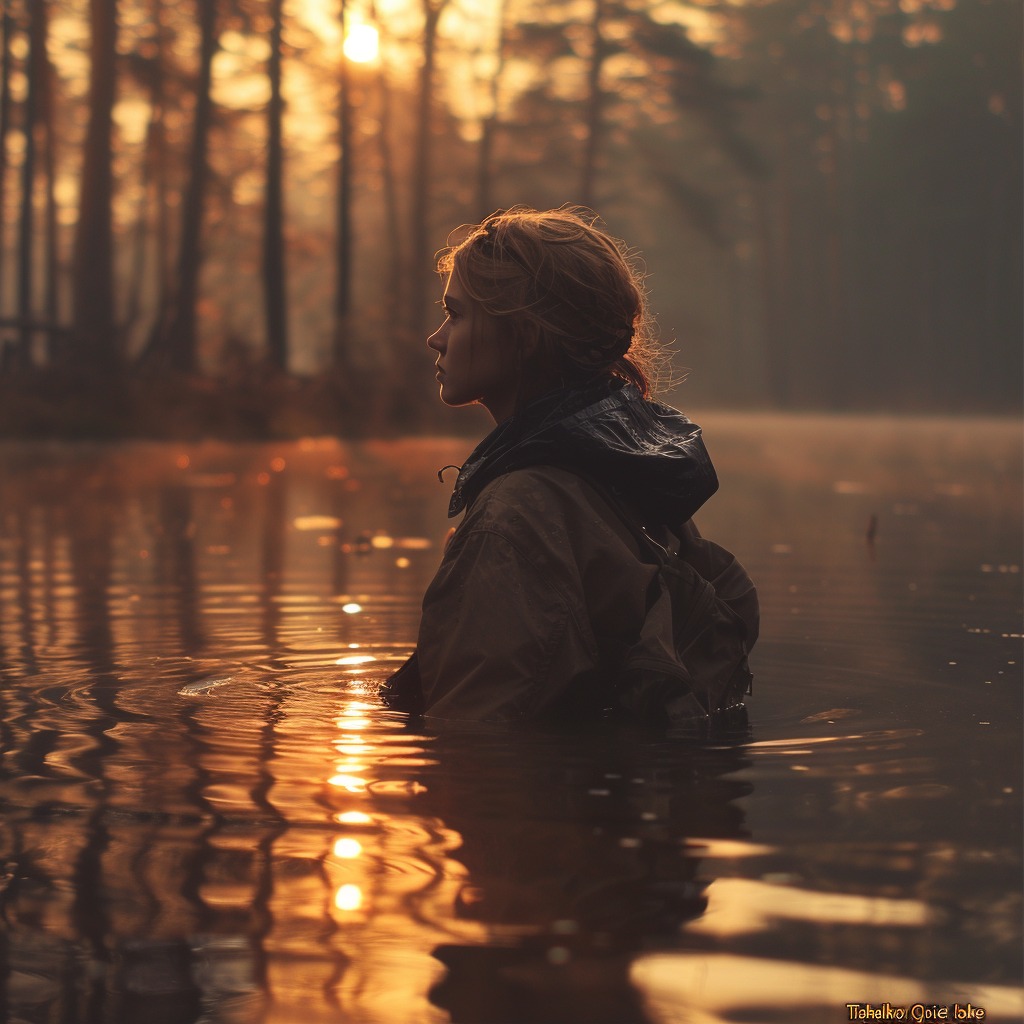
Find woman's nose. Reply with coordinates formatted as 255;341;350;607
427;324;446;353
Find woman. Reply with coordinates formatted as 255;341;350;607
383;207;758;726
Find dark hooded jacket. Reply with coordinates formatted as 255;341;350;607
383;379;758;724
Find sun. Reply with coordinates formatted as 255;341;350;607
344;24;379;63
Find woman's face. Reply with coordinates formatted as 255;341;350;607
427;272;518;423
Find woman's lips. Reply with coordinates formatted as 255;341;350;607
435;368;445;380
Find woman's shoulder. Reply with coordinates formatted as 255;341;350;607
461;464;640;556
470;465;600;521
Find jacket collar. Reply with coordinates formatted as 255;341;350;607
446;379;719;524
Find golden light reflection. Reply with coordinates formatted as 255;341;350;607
316;695;491;1022
336;654;376;665
344;23;379;63
685;878;935;937
335;883;363;910
328;774;366;792
630;953;1024;1024
342;603;362;613
336;811;373;824
334;837;362;858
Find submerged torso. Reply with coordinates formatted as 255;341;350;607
385;380;758;724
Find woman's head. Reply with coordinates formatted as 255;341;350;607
431;207;661;418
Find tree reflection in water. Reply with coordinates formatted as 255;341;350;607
0;429;1020;1023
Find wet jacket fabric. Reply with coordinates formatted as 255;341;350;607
383;380;758;725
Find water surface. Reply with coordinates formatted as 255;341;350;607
1;414;1021;1023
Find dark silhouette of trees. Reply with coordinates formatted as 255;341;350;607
39;0;57;331
16;0;42;363
579;0;606;210
409;0;450;339
263;0;288;371
376;47;402;340
333;0;353;366
72;0;118;365
150;0;218;372
0;10;10;310
0;0;1018;426
475;0;508;220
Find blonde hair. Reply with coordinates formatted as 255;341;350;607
437;206;666;397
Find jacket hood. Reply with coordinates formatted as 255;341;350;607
447;379;719;523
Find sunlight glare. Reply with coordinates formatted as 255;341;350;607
336;811;372;824
328;773;366;792
334;837;362;858
335;884;362;910
344;24;379;63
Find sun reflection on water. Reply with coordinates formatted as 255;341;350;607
316;696;489;1021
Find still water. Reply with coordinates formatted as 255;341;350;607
0;414;1021;1024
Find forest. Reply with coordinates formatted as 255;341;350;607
0;0;1019;439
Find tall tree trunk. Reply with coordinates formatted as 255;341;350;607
122;138;151;342
71;0;117;365
0;12;12;319
263;0;288;370
475;0;506;222
579;0;604;211
752;183;788;406
152;0;169;330
822;119;847;407
409;0;446;339
376;53;401;338
332;0;352;366
123;0;165;350
153;0;215;372
17;0;40;364
40;0;57;334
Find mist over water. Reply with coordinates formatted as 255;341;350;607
0;414;1020;1023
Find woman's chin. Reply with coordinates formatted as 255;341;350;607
439;382;478;409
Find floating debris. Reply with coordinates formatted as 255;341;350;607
179;675;235;696
799;708;860;724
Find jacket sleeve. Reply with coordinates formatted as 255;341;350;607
413;525;601;723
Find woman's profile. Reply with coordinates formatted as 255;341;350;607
383;206;758;726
